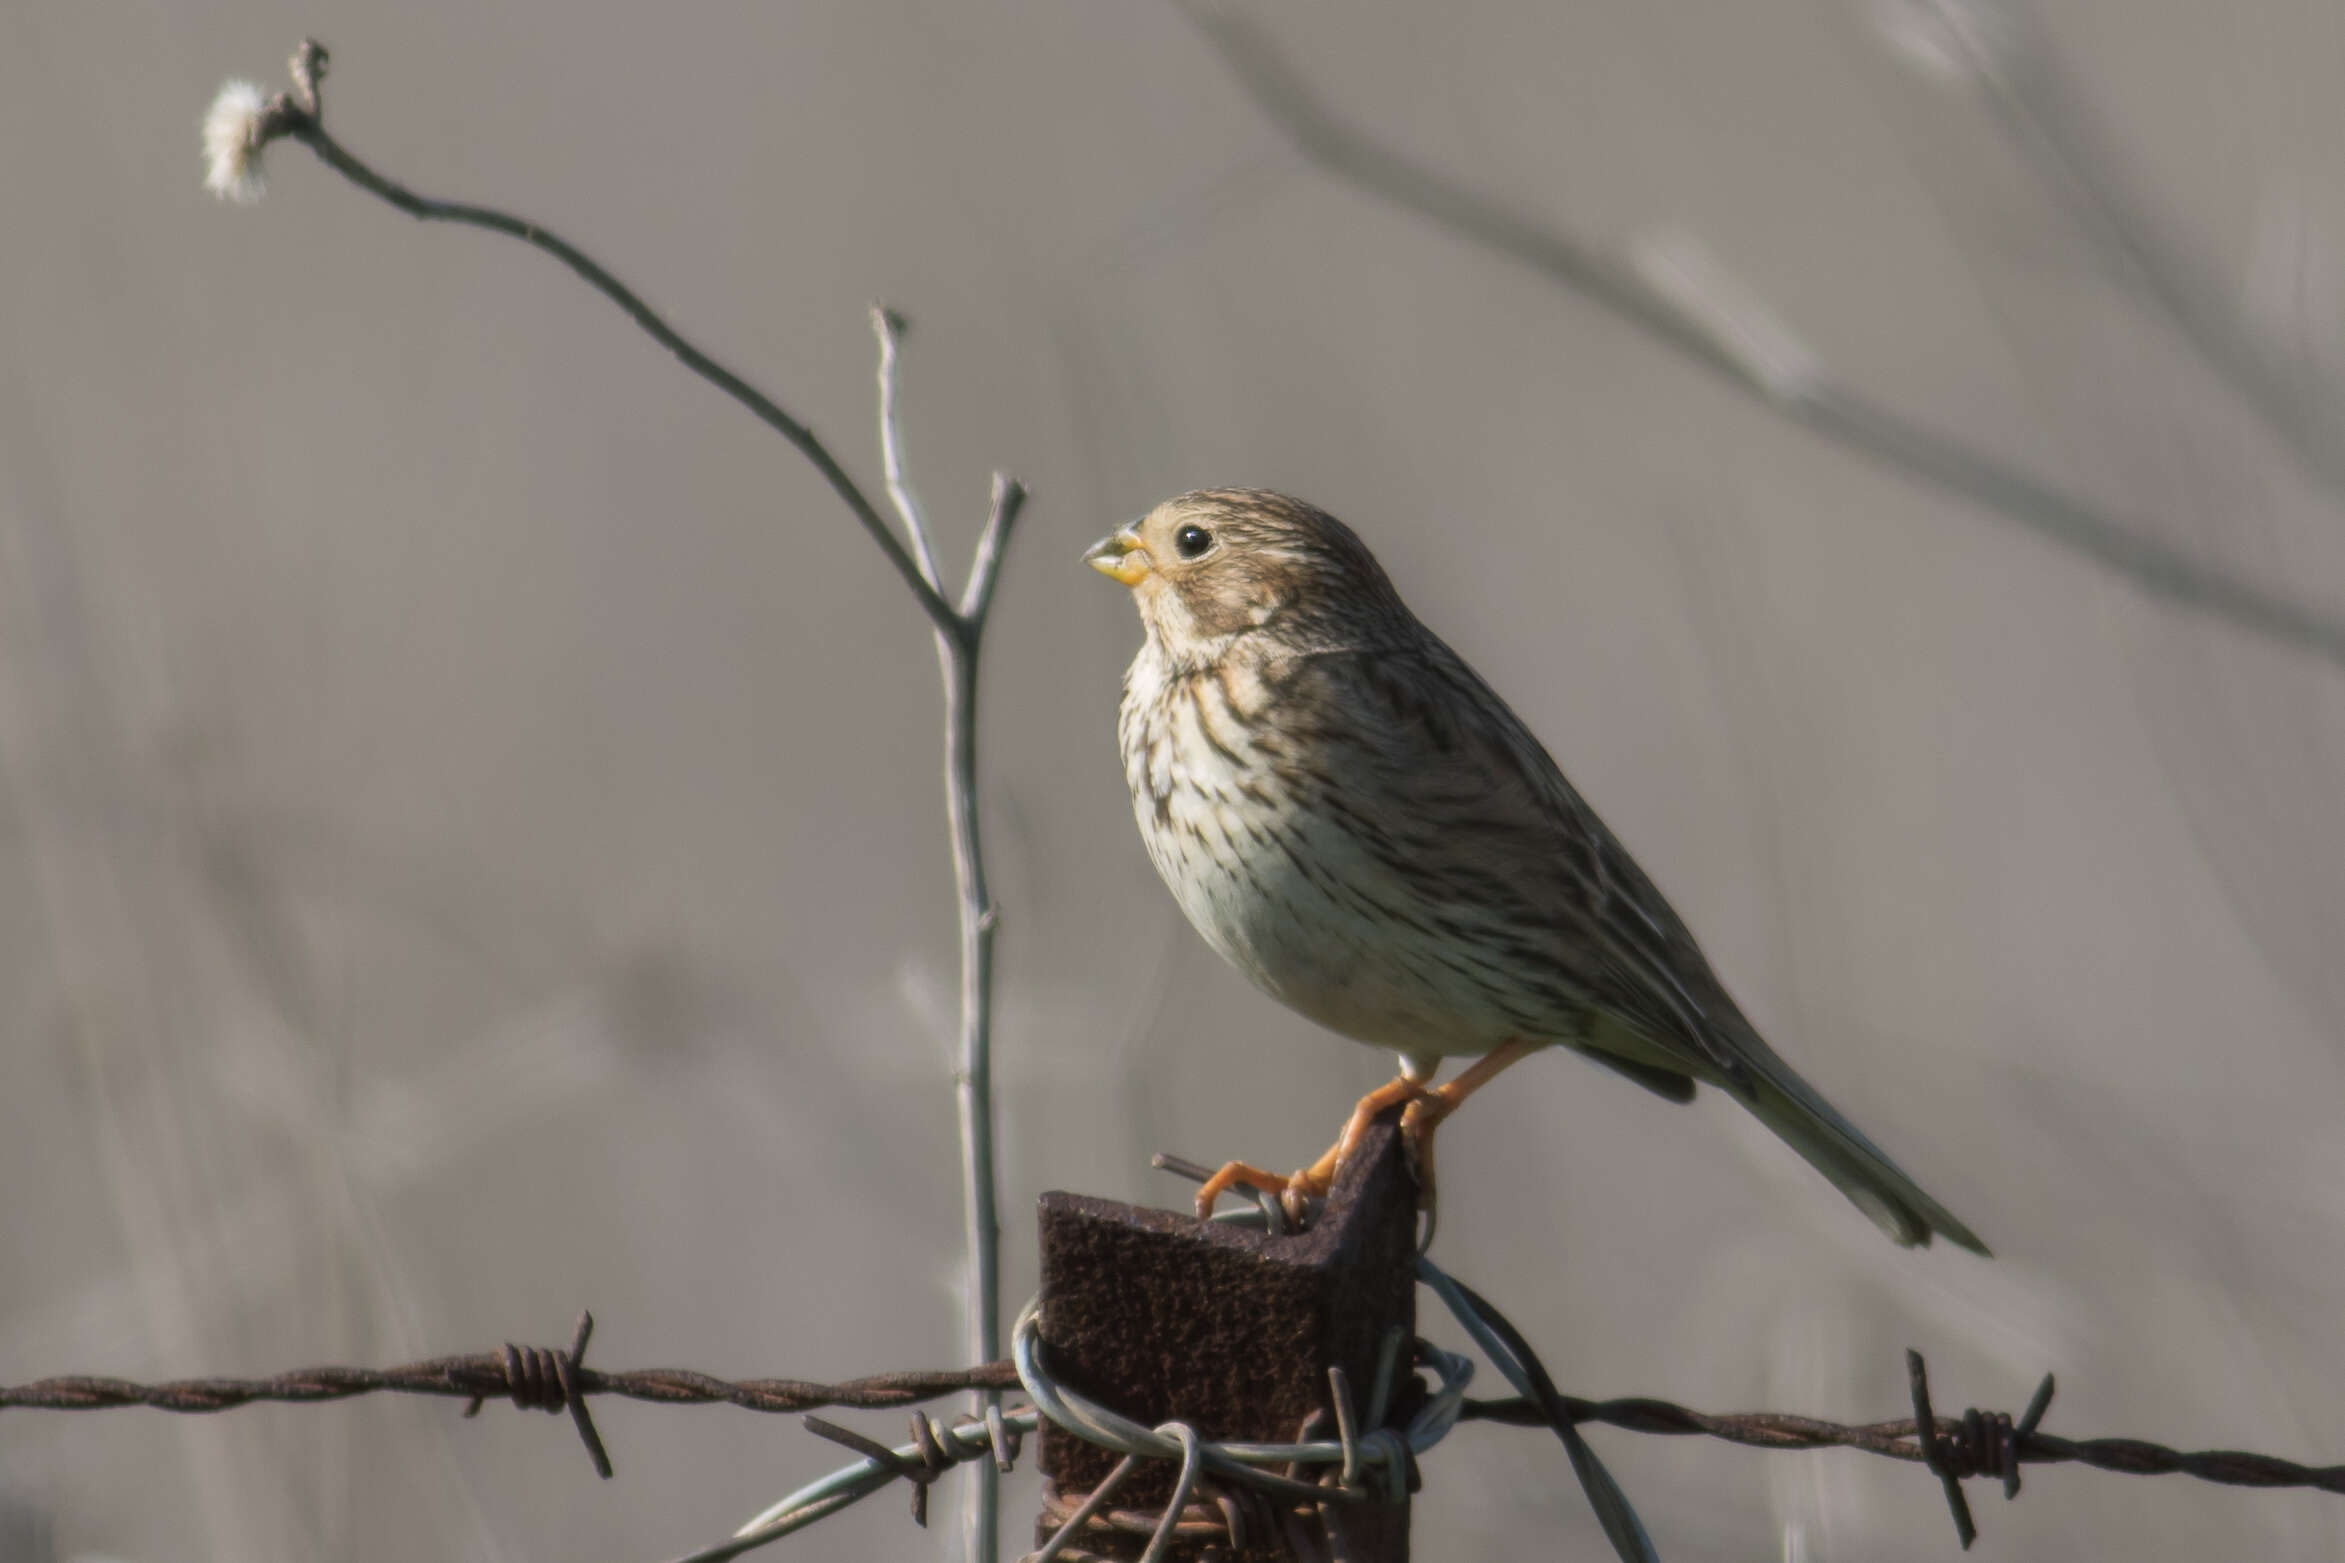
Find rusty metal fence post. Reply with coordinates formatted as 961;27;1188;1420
1031;1116;1419;1561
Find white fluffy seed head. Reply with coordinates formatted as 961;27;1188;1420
202;79;270;203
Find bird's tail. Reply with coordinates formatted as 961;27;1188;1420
1738;1042;1990;1255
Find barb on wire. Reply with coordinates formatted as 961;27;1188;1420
454;1311;610;1477
1906;1346;2053;1548
681;1407;1041;1563
1176;3;2345;675
804;1410;975;1530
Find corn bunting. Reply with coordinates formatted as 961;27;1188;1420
1086;489;1987;1253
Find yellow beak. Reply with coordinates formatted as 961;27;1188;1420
1083;527;1151;587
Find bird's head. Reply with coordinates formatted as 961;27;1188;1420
1083;489;1410;662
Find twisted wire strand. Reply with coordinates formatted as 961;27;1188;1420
1;1306;1016;1487
1;1351;1017;1416
1452;1387;2345;1491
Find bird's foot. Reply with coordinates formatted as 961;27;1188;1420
1314;1073;1437;1188
1193;1159;1318;1220
1192;1074;1439;1222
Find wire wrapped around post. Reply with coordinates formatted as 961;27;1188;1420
1011;1293;1472;1561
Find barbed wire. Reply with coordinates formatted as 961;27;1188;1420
10;1299;2343;1556
0;1309;1018;1483
0;1346;1018;1421
1;1319;2333;1507
1457;1376;2345;1494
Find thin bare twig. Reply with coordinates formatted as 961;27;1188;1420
866;291;1027;1563
963;472;1025;624
1178;5;2345;673
874;305;949;592
929;448;1026;1563
260;44;962;641
221;39;1027;1560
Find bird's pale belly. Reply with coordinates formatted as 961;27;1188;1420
1139;788;1538;1059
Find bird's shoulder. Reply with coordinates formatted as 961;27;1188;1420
1255;636;1582;831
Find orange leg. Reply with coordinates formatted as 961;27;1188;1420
1193;1074;1433;1219
1398;1039;1539;1204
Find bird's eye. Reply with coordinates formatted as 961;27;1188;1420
1174;524;1214;559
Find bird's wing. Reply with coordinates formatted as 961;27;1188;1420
1280;640;1756;1090
1273;640;1988;1251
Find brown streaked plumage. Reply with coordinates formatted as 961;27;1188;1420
1085;488;1987;1254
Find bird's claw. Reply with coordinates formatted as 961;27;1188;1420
1193;1160;1319;1220
1194;1074;1451;1224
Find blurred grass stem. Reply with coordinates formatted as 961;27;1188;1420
1900;0;2345;505
1180;6;2345;674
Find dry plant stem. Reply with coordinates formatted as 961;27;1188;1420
875;307;948;591
1179;5;2345;674
871;304;1025;1563
267;48;1021;1561
947;479;1024;1563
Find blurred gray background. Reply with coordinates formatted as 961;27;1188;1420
7;1;2345;1558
